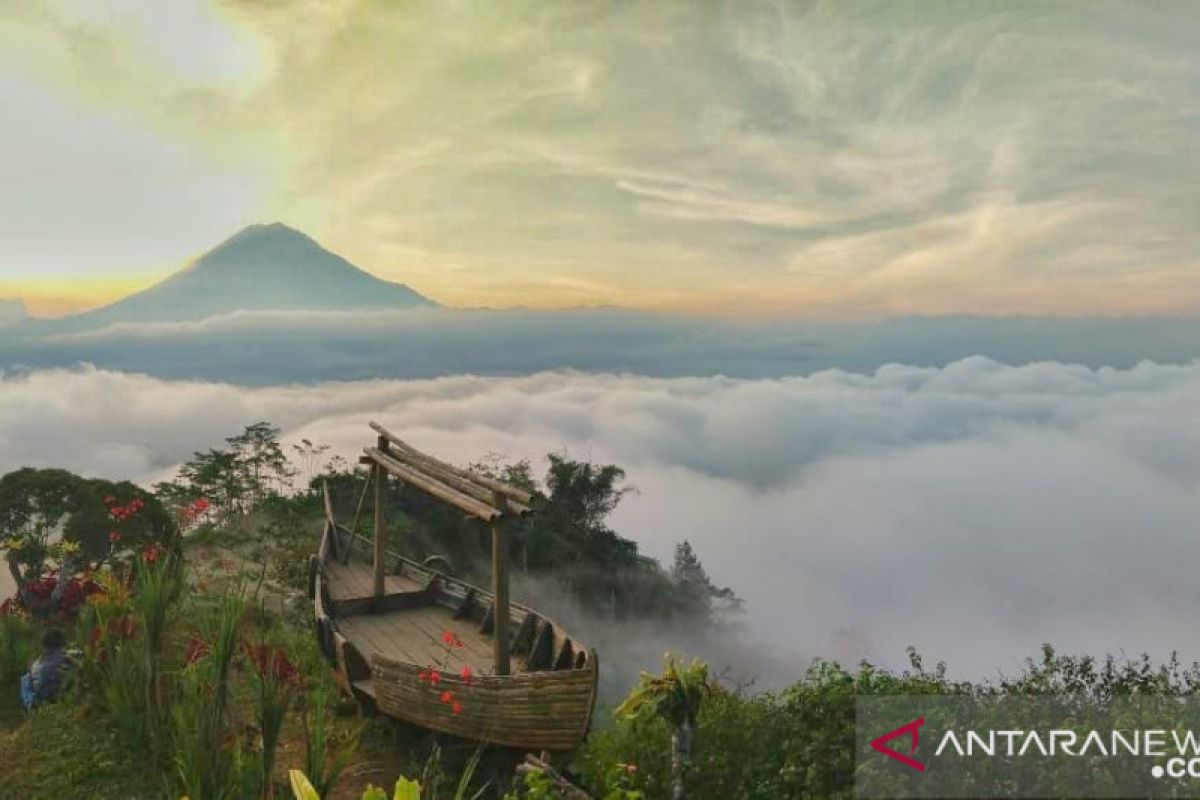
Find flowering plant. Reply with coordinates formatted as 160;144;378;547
415;628;476;716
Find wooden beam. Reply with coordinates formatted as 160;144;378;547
321;481;342;562
382;445;532;516
365;447;499;521
492;490;511;677
373;462;386;602
344;468;373;564
370;421;534;505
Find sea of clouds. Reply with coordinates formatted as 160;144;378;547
3;358;1200;683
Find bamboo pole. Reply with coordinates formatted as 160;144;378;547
365;448;498;521
383;446;531;515
321;480;341;562
373;459;386;602
370;421;533;505
344;467;373;564
492;490;511;677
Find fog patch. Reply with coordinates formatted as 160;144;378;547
2;360;1200;680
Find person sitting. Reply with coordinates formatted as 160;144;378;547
20;628;73;711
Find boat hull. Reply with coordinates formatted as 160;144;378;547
311;522;599;751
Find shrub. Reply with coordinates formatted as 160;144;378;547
0;613;35;692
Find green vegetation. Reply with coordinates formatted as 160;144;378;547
1;421;1198;798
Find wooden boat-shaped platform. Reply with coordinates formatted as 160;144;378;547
310;424;599;752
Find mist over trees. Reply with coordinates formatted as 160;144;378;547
153;421;742;629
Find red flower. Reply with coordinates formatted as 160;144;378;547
109;531;121;544
459;665;473;684
440;690;454;704
428;670;441;685
185;636;210;665
417;670;430;683
441;630;464;649
244;643;300;685
452;701;463;715
142;546;158;564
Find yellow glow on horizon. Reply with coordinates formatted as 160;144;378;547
6;256;1197;321
0;275;161;318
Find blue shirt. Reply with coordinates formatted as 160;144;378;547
20;647;69;710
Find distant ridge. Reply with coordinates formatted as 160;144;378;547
0;298;28;327
58;223;437;328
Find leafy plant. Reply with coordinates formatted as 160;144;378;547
245;637;302;798
0;613;34;691
301;686;355;798
615;655;711;800
173;590;244;800
291;771;422;800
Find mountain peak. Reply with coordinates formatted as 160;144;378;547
64;224;437;328
188;222;332;274
224;221;312;243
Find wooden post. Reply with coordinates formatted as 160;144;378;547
492;491;511;677
373;460;386;603
344;468;373;564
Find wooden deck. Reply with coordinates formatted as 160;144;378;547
323;556;425;602
338;604;500;676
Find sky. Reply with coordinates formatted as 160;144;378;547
2;1;1199;317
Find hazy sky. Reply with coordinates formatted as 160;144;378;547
2;1;1198;317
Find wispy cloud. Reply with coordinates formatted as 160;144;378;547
2;2;1199;314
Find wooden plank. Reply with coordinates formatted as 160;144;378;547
402;606;496;669
325;555;428;602
348;608;495;674
369;653;598;750
343;614;422;665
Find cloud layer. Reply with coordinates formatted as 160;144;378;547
6;307;1200;385
3;358;1200;680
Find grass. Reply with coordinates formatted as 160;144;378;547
0;703;164;799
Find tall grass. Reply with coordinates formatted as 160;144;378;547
302;687;353;798
174;590;245;800
252;647;294;799
133;557;179;755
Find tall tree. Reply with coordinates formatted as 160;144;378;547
671;540;744;621
227;422;294;504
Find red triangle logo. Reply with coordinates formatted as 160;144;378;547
871;716;926;772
